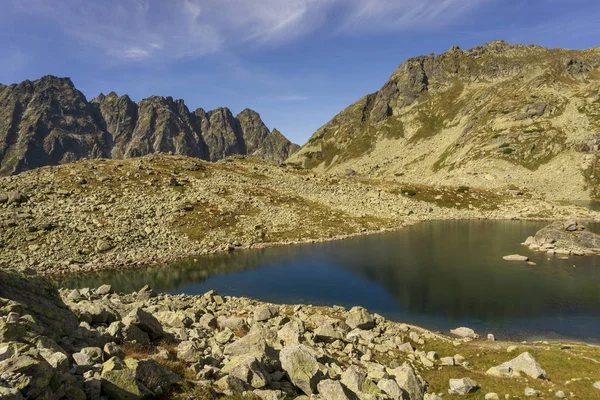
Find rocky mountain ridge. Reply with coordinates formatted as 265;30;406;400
288;41;600;200
0;75;299;175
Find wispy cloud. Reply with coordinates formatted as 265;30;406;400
8;0;488;62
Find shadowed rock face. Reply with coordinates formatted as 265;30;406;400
0;76;299;175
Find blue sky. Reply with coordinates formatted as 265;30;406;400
1;0;599;145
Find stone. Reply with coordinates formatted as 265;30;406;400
101;368;145;400
440;356;455;366
224;330;278;370
0;355;54;399
280;344;322;395
485;393;500;400
341;365;380;396
199;313;218;329
0;387;24;400
177;341;200;363
103;342;125;359
96;240;114;253
214;375;249;395
450;327;479;339
122;323;150;345
398;342;414;353
525;387;540;397
254;305;278;322
346;306;375;330
95;284;113;295
594;381;600;389
389;362;425;400
448;377;479;395
222;354;270;389
377;378;403;398
317;379;354;400
314;319;351;342
131;358;183;393
503;254;529;261
487;352;546;379
555;391;566;398
122;307;165;340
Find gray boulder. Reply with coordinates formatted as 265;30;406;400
280;344;322;395
122;307;165;340
346;306;375;330
222;354;270;389
448;377;479;395
317;379;356;400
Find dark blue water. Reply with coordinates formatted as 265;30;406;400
57;220;600;343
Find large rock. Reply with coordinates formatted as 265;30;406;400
448;378;479;395
317;379;355;400
0;355;55;399
314;319;351;342
0;268;78;341
341;365;381;397
389;362;425;400
222;354;270;389
280;344;322;395
450;327;479;339
345;306;375;330
486;352;546;379
224;329;279;371
122;307;165;340
101;368;147;400
129;358;183;393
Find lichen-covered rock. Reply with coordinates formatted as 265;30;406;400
280;344;322;395
222;354;270;389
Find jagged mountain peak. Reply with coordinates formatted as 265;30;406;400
0;76;299;174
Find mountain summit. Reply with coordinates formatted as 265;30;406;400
0;75;298;175
288;41;600;200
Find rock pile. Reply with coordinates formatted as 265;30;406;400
523;221;600;256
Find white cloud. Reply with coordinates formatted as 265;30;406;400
8;0;488;62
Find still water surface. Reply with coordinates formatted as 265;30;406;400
57;220;600;343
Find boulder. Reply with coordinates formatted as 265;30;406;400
130;358;183;393
389;362;425;400
314;319;351;342
254;305;279;322
122;307;165;340
0;268;78;341
448;377;479;395
377;378;403;398
222;354;270;389
0;355;55;399
101;368;147;400
346;306;375;330
341;365;380;397
486;352;546;379
317;379;355;400
177;341;201;363
503;254;529;261
280;344;322;395
450;327;478;339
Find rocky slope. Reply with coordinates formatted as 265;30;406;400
288;41;600;200
0;76;298;175
1;270;600;399
0;154;598;274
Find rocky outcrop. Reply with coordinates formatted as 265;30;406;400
288;41;600;200
0;76;298;175
0;76;107;175
523;221;600;255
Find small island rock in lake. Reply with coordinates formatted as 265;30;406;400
523;221;600;256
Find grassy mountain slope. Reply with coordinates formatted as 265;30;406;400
288;41;600;200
